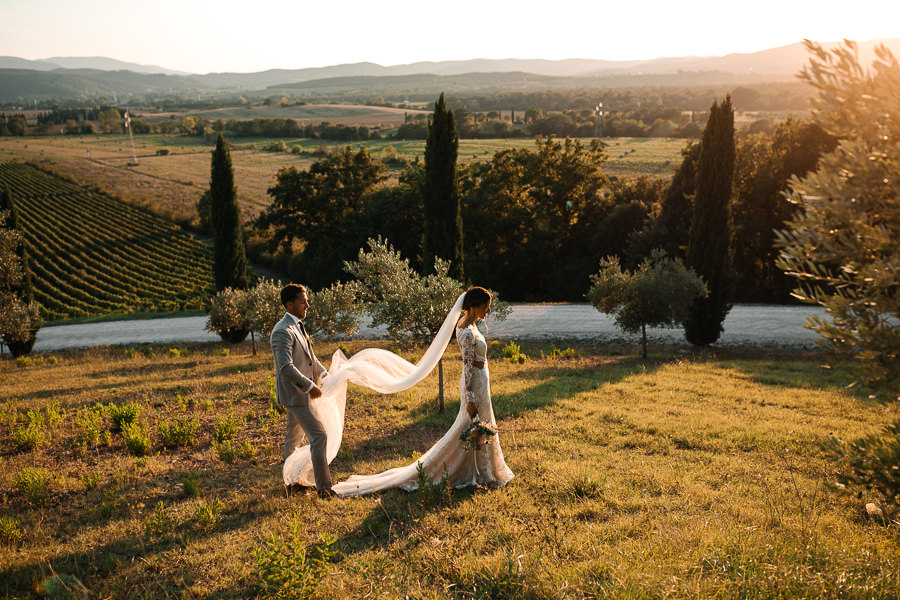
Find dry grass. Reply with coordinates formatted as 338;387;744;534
1;340;898;599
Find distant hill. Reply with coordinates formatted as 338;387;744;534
1;38;897;103
44;56;189;75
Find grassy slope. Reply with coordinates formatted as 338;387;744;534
1;341;897;598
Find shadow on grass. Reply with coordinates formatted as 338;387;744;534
0;491;277;599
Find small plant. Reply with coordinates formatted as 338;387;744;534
139;346;155;358
267;375;284;415
145;501;173;536
199;399;213;412
81;472;100;491
15;356;32;367
11;421;44;452
194;498;224;530
15;468;52;504
157;416;199;448
168;347;182;358
125;347;138;358
338;342;350;355
254;523;336;599
76;407;105;448
219;347;230;357
501;341;527;364
415;462;452;508
108;402;141;431
214;439;255;463
122;421;151;456
569;470;606;499
175;393;189;411
44;401;64;425
548;346;576;359
0;516;23;545
181;472;200;497
214;412;241;443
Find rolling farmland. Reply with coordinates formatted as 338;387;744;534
0;162;214;320
0;135;686;224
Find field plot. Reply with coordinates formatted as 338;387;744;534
0;162;214;320
0;135;686;224
1;342;897;598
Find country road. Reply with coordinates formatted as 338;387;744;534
30;304;826;353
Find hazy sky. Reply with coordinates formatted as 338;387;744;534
1;0;898;74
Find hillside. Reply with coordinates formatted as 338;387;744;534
0;161;214;320
2;37;898;103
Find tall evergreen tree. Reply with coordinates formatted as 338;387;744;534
684;96;735;345
209;134;250;291
423;92;463;279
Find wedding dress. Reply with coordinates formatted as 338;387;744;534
282;293;514;497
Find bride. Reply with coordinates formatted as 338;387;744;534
283;286;514;497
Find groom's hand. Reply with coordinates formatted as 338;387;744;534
309;385;323;399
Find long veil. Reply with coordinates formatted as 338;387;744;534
283;292;466;486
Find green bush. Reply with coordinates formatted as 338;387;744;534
0;516;22;545
501;341;527;364
76;407;105;448
194;498;223;530
157;416;199;448
109;402;141;431
214;412;241;443
254;523;336;599
122;421;151;456
11;421;44;451
145;501;173;536
214;439;255;464
15;468;52;504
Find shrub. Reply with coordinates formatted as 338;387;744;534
157;416;199;448
76;407;105;448
254;523;336;599
501;341;527;364
194;498;223;530
15;468;52;503
214;412;241;443
0;516;22;545
11;422;44;452
181;472;200;497
825;418;900;509
214;439;255;463
122;421;151;456
145;501;173;536
108;402;141;431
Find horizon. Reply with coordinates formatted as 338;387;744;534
1;0;899;74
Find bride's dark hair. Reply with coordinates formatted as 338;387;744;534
462;286;492;311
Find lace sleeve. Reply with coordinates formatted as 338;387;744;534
459;327;476;404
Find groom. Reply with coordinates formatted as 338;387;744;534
270;283;334;498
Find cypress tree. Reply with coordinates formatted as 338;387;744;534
684;96;735;345
423;92;463;280
209;134;250;291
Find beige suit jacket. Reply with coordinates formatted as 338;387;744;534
270;314;327;407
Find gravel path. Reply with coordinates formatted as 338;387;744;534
31;304;826;353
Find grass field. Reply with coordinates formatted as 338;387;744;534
0;135;686;224
1;340;897;598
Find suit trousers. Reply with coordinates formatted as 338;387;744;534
283;404;332;489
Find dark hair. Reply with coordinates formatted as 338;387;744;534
280;283;307;307
462;286;492;311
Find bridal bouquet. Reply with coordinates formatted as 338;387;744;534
460;416;497;449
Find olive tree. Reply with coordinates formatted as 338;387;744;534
344;237;509;412
587;250;707;358
775;40;900;395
